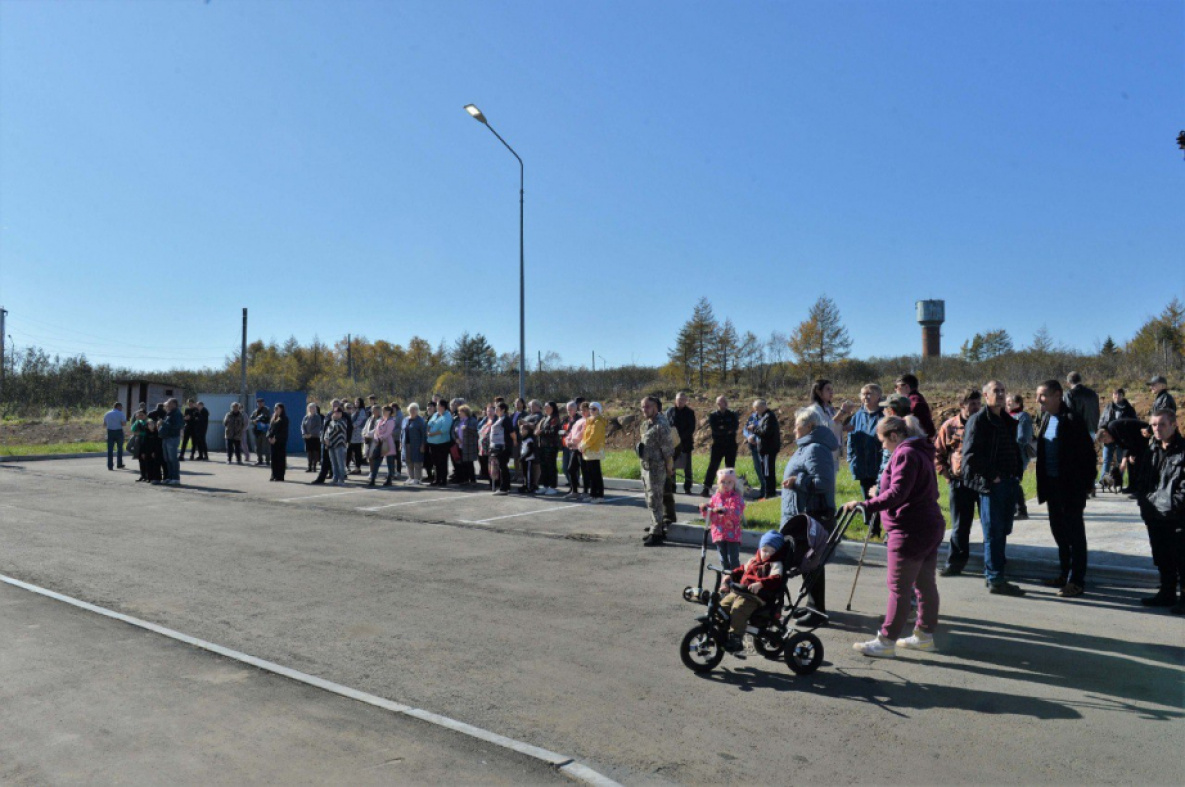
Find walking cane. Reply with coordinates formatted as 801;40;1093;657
845;511;875;612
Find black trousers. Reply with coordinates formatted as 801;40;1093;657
759;453;779;499
539;447;559;489
494;448;512;492
567;451;583;493
304;437;321;469
227;440;242;463
945;481;982;569
702;441;738;489
583;459;603;498
1144;515;1185;592
1046;480;1089;585
429;443;451;486
180;428;194;458
314;443;332;483
348;443;365;472
194;431;208;459
271;447;287;481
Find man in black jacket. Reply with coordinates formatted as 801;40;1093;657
1148;375;1177;416
961;380;1025;596
1098;388;1137;488
180;399;199;461
194;401;211;461
665;392;697;494
1137;408;1185;613
752;399;781;500
1063;372;1101;436
701;396;738;497
1035;379;1097;598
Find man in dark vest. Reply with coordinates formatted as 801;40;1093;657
665;392;697;495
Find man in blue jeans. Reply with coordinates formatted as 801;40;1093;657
157;398;185;485
961;380;1026;596
103;402;127;470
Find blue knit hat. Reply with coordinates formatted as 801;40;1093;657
759;530;785;551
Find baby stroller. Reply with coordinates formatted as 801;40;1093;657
679;505;866;676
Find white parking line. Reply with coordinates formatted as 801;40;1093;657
0;572;620;786
277;489;369;503
357;495;456;512
464;496;631;525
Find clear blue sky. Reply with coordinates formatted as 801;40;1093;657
1;1;1181;372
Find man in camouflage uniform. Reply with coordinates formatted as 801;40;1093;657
639;395;676;546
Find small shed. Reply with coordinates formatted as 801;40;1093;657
115;379;185;416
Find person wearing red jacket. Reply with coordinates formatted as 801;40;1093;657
895;373;937;440
719;531;787;651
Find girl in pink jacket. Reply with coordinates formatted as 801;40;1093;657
700;468;746;570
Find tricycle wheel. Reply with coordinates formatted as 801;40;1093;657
752;630;784;660
783;631;823;675
680;625;725;673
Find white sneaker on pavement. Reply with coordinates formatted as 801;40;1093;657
853;636;897;658
895;630;936;651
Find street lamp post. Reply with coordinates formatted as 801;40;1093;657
464;104;526;401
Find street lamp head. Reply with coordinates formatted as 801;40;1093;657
464;104;487;124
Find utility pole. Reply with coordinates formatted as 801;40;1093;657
240;308;248;409
538;350;542;373
0;306;7;404
591;351;596;373
347;334;354;382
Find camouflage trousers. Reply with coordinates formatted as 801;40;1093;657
641;464;675;534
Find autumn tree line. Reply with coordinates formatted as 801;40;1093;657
1;297;1182;417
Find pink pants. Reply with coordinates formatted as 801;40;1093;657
881;536;941;640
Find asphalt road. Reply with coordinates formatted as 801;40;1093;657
0;582;561;785
1;459;1182;784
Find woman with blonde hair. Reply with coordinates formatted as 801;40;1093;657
401;403;428;485
579;402;608;503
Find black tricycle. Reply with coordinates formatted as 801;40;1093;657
679;506;865;676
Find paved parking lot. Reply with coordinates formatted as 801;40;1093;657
1;457;1182;785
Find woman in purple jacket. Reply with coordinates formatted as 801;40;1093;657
841;416;945;658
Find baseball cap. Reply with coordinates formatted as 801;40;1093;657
881;393;911;416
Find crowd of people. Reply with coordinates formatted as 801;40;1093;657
103;372;1183;641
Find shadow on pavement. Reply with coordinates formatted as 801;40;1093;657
699;663;1083;719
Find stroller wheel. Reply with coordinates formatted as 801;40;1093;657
783;631;824;675
680;625;725;673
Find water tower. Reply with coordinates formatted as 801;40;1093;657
916;300;945;358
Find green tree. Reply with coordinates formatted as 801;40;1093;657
668;297;718;388
962;329;1013;362
1126;298;1185;366
787;295;852;375
709;318;740;384
450;332;497;375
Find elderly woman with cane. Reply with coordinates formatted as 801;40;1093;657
841;415;945;658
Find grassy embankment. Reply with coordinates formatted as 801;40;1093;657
0;442;106;456
598;449;1038;540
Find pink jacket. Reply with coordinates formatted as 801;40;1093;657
704;488;744;543
566;418;587;450
375;417;397;457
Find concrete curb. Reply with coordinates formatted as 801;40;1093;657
0;452;105;462
663;521;1159;586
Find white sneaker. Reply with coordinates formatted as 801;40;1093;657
853;636;896;658
580;495;591;503
588;497;602;505
896;631;935;651
544;487;559;496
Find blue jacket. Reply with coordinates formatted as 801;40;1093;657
846;408;884;481
426;411;454;445
1013;409;1034;469
158;408;184;439
781;426;839;523
402;416;427;462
